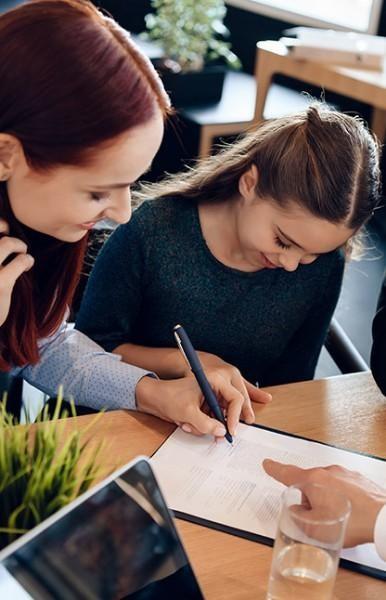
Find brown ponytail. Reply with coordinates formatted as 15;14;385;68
135;103;381;231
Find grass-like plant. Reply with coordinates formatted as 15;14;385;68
0;390;102;550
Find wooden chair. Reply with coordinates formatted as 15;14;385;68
181;65;313;157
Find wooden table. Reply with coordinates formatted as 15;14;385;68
61;372;386;599
255;41;386;142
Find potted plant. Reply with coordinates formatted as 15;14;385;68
0;391;102;550
143;0;241;107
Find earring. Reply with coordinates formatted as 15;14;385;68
0;171;10;181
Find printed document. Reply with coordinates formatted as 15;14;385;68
151;423;386;573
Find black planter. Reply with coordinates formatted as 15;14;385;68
155;63;226;108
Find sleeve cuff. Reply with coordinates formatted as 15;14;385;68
374;503;386;561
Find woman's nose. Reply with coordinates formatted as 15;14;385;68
105;189;132;224
279;251;301;272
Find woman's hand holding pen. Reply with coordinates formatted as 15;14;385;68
189;351;272;406
136;365;261;439
0;219;34;326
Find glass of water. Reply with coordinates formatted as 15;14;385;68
267;482;351;600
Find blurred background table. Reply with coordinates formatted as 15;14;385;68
255;40;386;142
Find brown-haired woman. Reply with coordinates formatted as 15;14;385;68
77;104;381;398
0;0;260;438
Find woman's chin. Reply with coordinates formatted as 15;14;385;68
38;226;89;243
60;228;89;242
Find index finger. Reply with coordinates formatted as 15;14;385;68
225;390;245;436
263;459;308;487
214;380;244;436
207;372;244;436
1;253;34;287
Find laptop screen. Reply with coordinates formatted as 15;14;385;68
0;458;204;599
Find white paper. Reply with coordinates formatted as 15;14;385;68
151;423;386;573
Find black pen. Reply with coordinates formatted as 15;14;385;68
173;324;233;444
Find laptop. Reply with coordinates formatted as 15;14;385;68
0;457;204;599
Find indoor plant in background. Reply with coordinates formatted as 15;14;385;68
0;391;102;550
143;0;241;106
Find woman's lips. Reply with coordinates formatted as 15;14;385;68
79;221;97;230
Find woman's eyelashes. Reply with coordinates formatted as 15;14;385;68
90;191;110;202
274;235;291;250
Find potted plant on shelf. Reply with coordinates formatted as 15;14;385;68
0;391;102;550
143;0;241;107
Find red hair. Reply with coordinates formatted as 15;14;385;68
0;0;170;370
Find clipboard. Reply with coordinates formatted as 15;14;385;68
151;422;386;581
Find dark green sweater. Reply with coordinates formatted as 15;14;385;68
76;198;345;386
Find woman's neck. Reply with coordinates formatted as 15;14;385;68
198;199;263;272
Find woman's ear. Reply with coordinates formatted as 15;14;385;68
0;134;21;181
238;164;259;202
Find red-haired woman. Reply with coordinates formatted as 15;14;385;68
0;0;267;437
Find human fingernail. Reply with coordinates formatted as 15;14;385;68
214;426;226;437
182;424;192;433
266;393;272;401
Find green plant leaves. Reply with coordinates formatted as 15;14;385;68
0;388;102;550
145;0;241;71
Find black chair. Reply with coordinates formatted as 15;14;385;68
325;318;369;374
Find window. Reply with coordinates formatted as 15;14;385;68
226;0;384;34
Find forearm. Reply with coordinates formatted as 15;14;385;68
113;343;189;379
113;342;231;380
15;326;153;411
